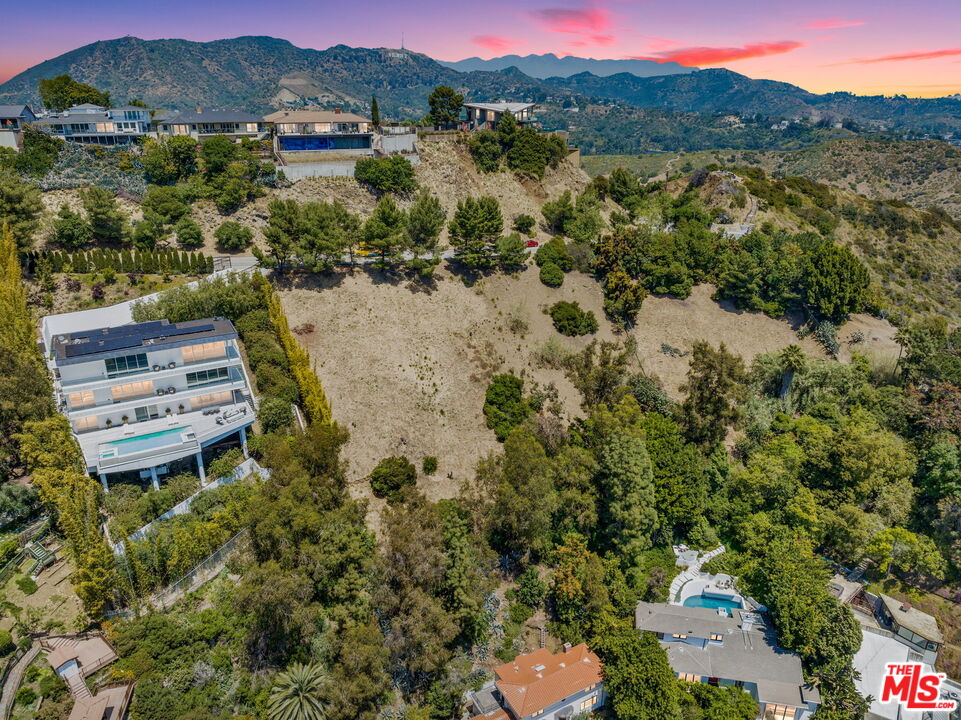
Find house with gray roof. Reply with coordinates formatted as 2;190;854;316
463;101;537;131
0;105;36;151
34;104;151;145
155;108;267;142
635;601;820;720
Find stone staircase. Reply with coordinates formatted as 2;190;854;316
668;545;726;604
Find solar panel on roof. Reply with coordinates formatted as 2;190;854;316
61;322;216;358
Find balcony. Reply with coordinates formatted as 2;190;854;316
59;346;243;390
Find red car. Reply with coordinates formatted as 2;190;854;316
526;240;539;248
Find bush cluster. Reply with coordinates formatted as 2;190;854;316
354;155;417;194
549;301;598;336
22;248;212;276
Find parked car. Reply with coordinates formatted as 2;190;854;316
526;240;539;248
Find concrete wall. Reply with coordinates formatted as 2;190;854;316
0;131;20;151
379;133;417;153
280;154;420;181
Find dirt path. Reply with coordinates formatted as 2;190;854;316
0;644;40;720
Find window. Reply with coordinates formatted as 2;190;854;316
191;391;233;410
95;122;115;133
709;633;724;642
68;390;95;409
105;353;148;378
678;673;699;682
186;367;230;387
245;123;259;132
111;380;154;402
579;695;598;711
764;704;795;720
74;416;99;432
181;341;226;364
530;711;543;718
672;633;688;639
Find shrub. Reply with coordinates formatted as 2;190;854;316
16;574;38;595
483;373;531;441
243;330;288;369
131;218;164;249
53;205;91;249
208;447;244;480
175;216;203;248
548;301;598;336
516;566;547;607
141;185;190;225
235;309;272;335
354;155;417;194
258;397;294;433
0;538;19;566
422;456;438;475
539;262;564;288
369;456;417;501
468;131;503;173
0;630;13;656
626;373;674;415
214;221;253;251
513;214;536;236
255;356;300;405
14;687;36;706
534;237;573;271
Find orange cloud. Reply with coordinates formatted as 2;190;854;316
803;18;865;30
839;47;961;64
471;35;517;52
637;41;804;66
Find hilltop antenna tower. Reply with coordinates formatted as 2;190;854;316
401;32;405;50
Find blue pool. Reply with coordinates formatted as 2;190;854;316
683;594;744;611
100;426;194;459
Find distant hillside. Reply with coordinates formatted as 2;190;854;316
440;53;693;79
0;36;561;117
583;137;961;222
551;69;961;133
1;36;959;137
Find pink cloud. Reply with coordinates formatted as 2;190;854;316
803;18;865;30
471;34;517;52
837;47;961;64
636;40;805;66
529;3;611;36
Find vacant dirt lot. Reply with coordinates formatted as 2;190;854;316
279;266;875;511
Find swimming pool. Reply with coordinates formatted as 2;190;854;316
682;594;744;612
99;426;195;459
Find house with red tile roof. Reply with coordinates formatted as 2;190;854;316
467;644;606;720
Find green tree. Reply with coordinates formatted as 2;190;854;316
534;237;573;272
53;204;92;249
214;220;253;251
141;185;190;225
369;456;417;502
38;74;110;112
362;195;407;268
468;131;502;172
300;200;356;272
0;172;43;249
803;244;869;322
539;262;564;287
268;662;328;720
201;135;236;178
354;156;417;194
592;613;680;720
865;527;945;579
174;216;203;248
80;186;127;244
406;190;445;252
542;190;575;234
513;214;536;235
598;432;658;563
638;412;705;537
427;86;464;124
549;301;597;336
262;199;302;269
679;342;748;447
496;232;527;270
564;339;634;411
483;373;531;441
448;196;503;271
324;619;390;720
779;344;806;398
370;95;380;127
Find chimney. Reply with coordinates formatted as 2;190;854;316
563;643;572;653
334;108;342;114
195;106;202;113
900;602;912;612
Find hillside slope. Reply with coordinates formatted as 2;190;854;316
440;53;693;78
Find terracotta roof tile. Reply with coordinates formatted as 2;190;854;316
494;644;602;717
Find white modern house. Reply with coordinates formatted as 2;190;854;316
0;105;36;151
35;103;152;145
46;317;255;490
463;102;537;131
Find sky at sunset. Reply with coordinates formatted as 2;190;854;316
3;0;961;96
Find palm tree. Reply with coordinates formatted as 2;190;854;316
778;344;806;398
267;662;328;720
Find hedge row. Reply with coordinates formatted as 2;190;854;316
22;249;213;276
262;280;332;425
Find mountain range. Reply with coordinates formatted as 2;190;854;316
1;36;959;142
439;53;693;79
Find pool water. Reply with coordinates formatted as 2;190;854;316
683;594;744;611
100;426;193;458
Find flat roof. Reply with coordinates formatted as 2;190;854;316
158;109;263;125
464;102;536;112
264;109;370;124
636;602;814;707
51;317;236;364
880;595;943;643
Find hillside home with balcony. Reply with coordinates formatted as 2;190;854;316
635;602;820;720
466;644;605;720
0;105;36;151
463;102;537;131
155;108;267;142
264;109;373;153
47;317;255;491
35;103;151;145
